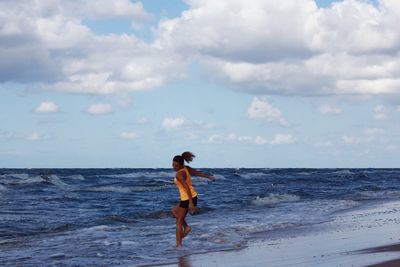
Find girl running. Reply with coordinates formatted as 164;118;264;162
171;151;215;247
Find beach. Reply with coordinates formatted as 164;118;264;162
1;168;400;266
2;0;400;266
157;200;400;267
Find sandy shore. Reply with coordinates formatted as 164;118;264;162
356;244;400;267
151;200;400;267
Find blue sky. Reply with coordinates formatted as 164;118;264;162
0;0;399;168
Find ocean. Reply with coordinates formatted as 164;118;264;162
0;168;399;266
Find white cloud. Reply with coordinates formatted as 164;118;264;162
25;132;51;141
3;0;400;97
192;121;216;129
86;103;113;115
86;0;152;21
269;134;295;145
205;133;295;145
162;117;185;131
254;136;267;145
161;117;216;131
205;133;267;145
120;132;139;140
2;130;52;141
34;101;59;113
156;0;400;96
47;44;186;94
342;135;373;145
363;128;385;136
157;0;316;62
237;136;253;142
373;105;388;120
0;0;186;94
247;96;288;125
206;133;236;143
318;105;341;114
342;127;386;145
26;132;41;141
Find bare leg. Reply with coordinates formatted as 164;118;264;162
183;224;191;238
174;206;187;247
171;204;179;218
176;218;184;247
182;209;191;238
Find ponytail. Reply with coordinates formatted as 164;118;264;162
181;151;195;163
173;151;195;165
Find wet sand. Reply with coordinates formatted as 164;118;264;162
154;200;400;267
357;243;400;267
366;259;400;267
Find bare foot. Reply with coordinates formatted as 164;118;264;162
182;226;191;238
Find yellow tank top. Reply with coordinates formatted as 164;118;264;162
174;167;198;201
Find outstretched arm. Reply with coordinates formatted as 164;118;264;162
186;166;215;181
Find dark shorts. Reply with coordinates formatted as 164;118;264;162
179;195;198;209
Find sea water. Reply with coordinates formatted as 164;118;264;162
0;168;399;266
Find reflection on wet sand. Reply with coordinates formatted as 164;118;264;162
178;256;192;267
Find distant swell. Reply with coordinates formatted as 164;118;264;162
101;171;174;179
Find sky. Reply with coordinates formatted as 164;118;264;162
0;0;399;168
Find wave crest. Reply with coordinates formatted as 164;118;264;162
252;193;300;206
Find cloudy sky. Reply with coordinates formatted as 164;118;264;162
1;0;399;168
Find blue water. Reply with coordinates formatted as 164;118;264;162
1;168;400;266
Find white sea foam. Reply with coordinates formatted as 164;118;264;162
88;225;112;231
298;171;312;175
7;173;31;179
252;193;300;206
230;221;301;235
0;174;72;189
153;178;173;184
86;186;132;193
190;177;209;185
213;174;227;180
331;169;353;175
357;190;400;200
0;175;43;185
120;240;137;246
83;225;128;232
46;175;69;188
63;175;85;180
239;172;268;179
103;171;175;179
103;240;114;246
311;199;360;213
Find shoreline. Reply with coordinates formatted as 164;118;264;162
354;244;400;267
148;200;400;267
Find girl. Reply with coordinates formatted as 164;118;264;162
171;151;214;247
